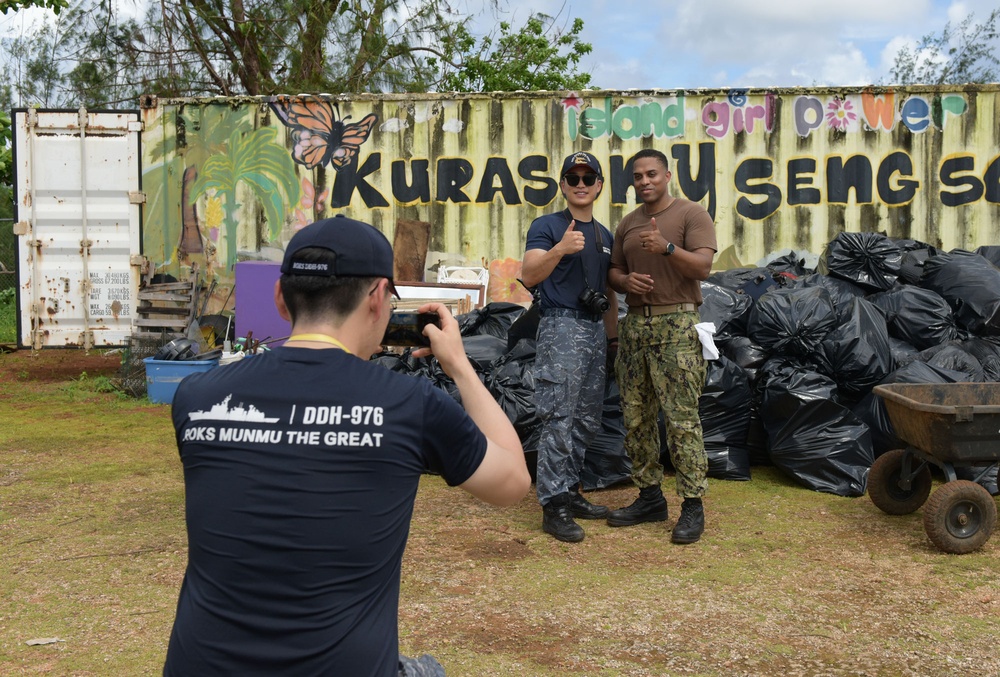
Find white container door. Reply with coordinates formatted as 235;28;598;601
13;109;143;349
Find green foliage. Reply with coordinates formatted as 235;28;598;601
1;0;69;14
191;126;299;269
0;110;11;187
0;287;16;344
890;9;1000;84
62;371;123;398
1;0;595;106
441;14;593;92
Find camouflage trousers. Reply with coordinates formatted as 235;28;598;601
534;311;607;505
615;311;708;498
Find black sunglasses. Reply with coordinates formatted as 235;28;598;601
563;173;600;187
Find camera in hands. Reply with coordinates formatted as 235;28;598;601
382;311;441;347
578;288;610;314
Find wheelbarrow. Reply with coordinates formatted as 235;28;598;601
869;382;1000;554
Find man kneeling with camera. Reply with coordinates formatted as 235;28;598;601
520;151;619;543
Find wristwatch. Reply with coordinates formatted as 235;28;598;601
662;242;675;256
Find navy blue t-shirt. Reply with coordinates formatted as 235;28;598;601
524;210;613;311
163;347;487;677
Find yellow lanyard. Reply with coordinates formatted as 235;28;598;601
286;334;353;354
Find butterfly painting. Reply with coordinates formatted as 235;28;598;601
270;96;378;171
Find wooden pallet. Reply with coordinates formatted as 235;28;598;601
132;271;199;340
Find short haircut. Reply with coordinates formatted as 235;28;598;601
630;148;670;172
279;247;378;324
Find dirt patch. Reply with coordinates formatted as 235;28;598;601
0;348;121;384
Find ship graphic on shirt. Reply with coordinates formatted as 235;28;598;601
188;394;280;423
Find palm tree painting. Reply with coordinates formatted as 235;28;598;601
191;126;299;271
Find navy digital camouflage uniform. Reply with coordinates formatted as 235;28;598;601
526;210;614;505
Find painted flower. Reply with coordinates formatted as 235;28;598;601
826;98;857;131
204;196;224;230
487;257;534;304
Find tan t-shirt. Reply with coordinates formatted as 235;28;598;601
610;198;717;307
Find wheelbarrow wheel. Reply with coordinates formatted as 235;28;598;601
869;449;932;515
923;480;997;554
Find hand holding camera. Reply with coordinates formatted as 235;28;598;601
382;311;442;347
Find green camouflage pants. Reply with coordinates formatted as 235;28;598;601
615;311;708;498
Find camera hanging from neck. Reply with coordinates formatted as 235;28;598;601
562;209;608;314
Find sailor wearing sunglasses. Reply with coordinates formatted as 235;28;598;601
521;151;619;543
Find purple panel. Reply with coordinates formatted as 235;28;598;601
235;261;290;346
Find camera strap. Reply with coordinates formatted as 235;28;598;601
562;209;603;291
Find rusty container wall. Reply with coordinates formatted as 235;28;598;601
139;88;1000;312
14;109;143;349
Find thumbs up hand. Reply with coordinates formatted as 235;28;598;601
556;219;586;256
637;216;668;255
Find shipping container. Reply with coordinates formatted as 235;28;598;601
13;108;143;349
14;87;1000;347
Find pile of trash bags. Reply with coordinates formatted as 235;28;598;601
375;234;1000;498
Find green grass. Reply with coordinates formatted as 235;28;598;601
2;351;1000;676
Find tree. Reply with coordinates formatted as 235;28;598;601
0;0;594;107
890;9;1000;84
440;13;592;92
1;0;70;15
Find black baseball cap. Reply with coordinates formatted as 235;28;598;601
561;151;603;178
280;215;399;297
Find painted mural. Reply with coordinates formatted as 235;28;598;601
138;87;1000;313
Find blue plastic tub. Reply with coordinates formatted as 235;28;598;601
144;357;219;404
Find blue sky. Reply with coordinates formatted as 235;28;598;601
475;0;1000;89
4;0;998;91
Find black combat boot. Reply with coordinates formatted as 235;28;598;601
606;484;668;527
671;497;705;544
569;490;610;519
542;493;585;542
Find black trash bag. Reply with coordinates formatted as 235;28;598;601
897;246;936;284
706;267;768;291
746;398;770;467
789;273;866;321
815;298;895;400
699;356;752;481
765;250;813;277
893;239;936;282
920;249;1000;336
974;245;1000;267
852;361;969;458
759;361;872;497
520;425;542;484
722;335;769;380
699;281;753;345
371;350;417;374
888;337;921;367
748;286;839;358
580;375;633;491
736;269;789;302
956;464;1000;495
919;342;985;381
462;334;510;372
921;343;985;383
372;349;466;402
457;302;526;339
868;285;959;350
398;653;446;677
961;337;1000;382
484;338;538;439
506;302;540;351
817;231;902;292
